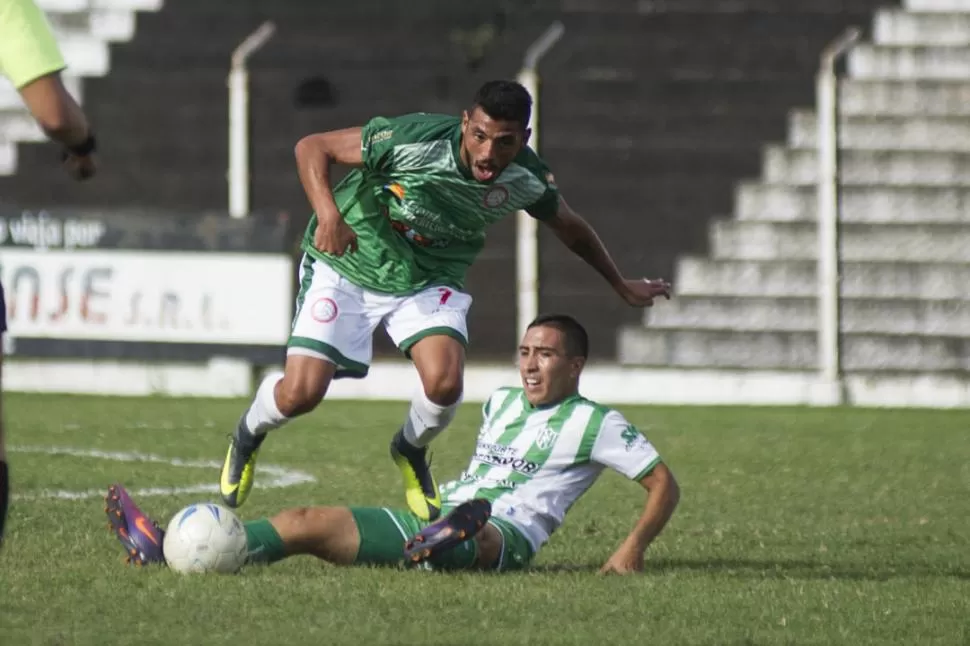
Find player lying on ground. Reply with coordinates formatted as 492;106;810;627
219;79;671;525
112;315;680;574
0;0;98;548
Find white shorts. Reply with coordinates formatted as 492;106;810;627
287;255;473;378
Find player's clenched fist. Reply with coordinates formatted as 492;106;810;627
314;215;358;256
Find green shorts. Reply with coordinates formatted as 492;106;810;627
350;506;534;572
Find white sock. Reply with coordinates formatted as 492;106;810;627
243;372;288;436
402;390;461;448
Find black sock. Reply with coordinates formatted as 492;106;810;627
0;460;8;547
393;428;424;457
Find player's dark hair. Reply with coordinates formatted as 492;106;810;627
528;314;589;359
472;80;532;128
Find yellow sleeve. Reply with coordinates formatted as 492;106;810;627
0;0;67;89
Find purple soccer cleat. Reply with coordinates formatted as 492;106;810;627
403;498;492;566
104;484;166;566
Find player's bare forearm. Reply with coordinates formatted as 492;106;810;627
543;198;625;290
18;74;90;147
294;127;364;222
542;197;672;308
621;464;680;554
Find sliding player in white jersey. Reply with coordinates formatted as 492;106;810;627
105;314;680;574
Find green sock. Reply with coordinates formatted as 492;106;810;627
244;519;287;564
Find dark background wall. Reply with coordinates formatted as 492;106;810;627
0;0;895;360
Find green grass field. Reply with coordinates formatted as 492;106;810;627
1;393;968;645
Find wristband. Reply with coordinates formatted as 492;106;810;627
65;133;97;157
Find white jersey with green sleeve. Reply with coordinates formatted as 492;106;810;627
439;387;663;552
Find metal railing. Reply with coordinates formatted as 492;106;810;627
227;21;276;219
816;27;861;404
515;20;565;342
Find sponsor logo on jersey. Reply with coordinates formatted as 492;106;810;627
478;442;514;456
388;219;449;248
454;471;519;490
369;129;393;146
476;449;540;475
381;188;486;248
483;185;510;208
383;183;406;201
620;424;649;452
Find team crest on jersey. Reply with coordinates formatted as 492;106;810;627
483;185;509;208
535;425;559;450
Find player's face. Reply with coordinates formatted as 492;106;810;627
518;325;584;407
460;107;529;182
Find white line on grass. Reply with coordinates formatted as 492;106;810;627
9;445;317;501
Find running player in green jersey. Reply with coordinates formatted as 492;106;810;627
219;80;672;524
0;0;98;548
112;314;680;574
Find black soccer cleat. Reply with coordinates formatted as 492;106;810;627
403;498;492;565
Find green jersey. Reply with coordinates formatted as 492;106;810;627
440;387;663;552
300;113;560;295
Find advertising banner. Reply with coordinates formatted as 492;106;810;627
1;248;292;345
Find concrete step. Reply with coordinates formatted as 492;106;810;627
564;0;888;13
48;9;138;43
0;76;83;111
736;184;970;223
55;36;110;77
617;327;970;371
35;0;161;10
840;80;970;117
874;10;970;46
36;0;87;11
763;146;970;185
711;220;970;262
905;0;970;11
675;258;970;300
644;296;970;336
0;111;46;142
0;142;15;175
788;112;970;151
850;44;970;80
92;0;162;10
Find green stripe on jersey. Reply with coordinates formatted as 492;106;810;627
485;388;518;425
576;402;608;463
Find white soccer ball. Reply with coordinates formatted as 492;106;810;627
163;503;248;574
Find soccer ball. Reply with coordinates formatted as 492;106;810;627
163;503;248;574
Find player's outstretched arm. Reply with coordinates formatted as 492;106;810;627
599;463;680;575
294;127;365;256
541;196;671;307
18;74;96;180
